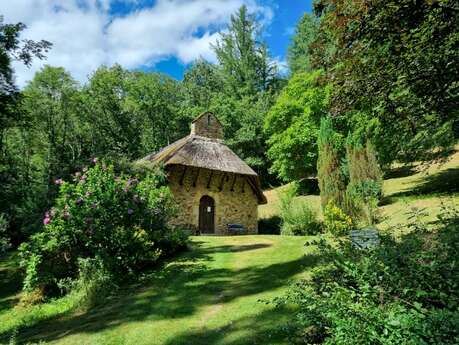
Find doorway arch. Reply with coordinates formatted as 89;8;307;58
199;195;215;233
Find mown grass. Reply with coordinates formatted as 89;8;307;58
0;235;318;345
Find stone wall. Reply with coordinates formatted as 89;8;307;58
191;113;224;140
167;165;258;235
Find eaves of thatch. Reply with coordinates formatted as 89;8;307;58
140;134;267;204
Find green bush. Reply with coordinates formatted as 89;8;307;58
275;209;459;344
323;200;353;236
279;183;321;235
19;161;188;295
345;179;382;225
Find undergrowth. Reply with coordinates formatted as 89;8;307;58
275;206;459;344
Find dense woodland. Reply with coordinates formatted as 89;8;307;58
0;1;458;344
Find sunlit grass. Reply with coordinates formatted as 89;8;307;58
0;235;318;345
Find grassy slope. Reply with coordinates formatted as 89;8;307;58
0;235;317;345
259;147;459;231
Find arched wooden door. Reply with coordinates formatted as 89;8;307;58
199;195;215;233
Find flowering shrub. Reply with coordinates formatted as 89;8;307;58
19;161;186;294
323;200;353;236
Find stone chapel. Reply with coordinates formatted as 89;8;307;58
140;112;266;235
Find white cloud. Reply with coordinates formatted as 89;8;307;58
272;56;289;76
3;0;273;87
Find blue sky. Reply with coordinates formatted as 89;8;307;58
4;0;313;86
145;1;314;79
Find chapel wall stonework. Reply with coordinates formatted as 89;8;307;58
167;165;258;235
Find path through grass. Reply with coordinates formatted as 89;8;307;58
1;235;316;345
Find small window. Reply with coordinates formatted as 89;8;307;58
207;114;211;126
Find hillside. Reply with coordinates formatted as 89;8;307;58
259;146;459;232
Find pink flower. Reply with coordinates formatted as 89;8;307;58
54;178;63;185
75;197;84;205
92;157;98;164
127;208;134;215
43;212;51;225
85;191;92;197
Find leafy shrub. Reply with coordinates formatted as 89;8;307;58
0;213;11;254
279;183;321;235
323;200;353;236
345;179;382;225
275;209;459;344
19;161;188;295
73;257;117;308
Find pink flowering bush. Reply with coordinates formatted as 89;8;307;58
19;161;187;294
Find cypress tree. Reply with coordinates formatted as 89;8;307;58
345;136;383;225
317;117;346;209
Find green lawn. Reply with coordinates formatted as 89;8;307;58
0;235;317;345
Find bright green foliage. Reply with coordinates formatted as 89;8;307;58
345;139;383;225
311;0;459;164
181;59;224;114
277;210;459;344
22;66;83;200
1;66;83;241
19;161;187;294
83;65;188;159
317;117;346;209
323;200;353;236
212;5;278;98
287;13;319;74
0;19;52;243
0;16;51;140
279;183;321;235
207;5;282;185
265;71;330;181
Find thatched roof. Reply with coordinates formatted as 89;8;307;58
140;134;267;204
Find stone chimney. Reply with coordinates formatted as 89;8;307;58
191;112;224;140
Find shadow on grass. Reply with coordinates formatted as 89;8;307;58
384;165;417;179
391;167;459;198
0;252;22;313
297;178;320;196
163;305;293;345
9;240;320;344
